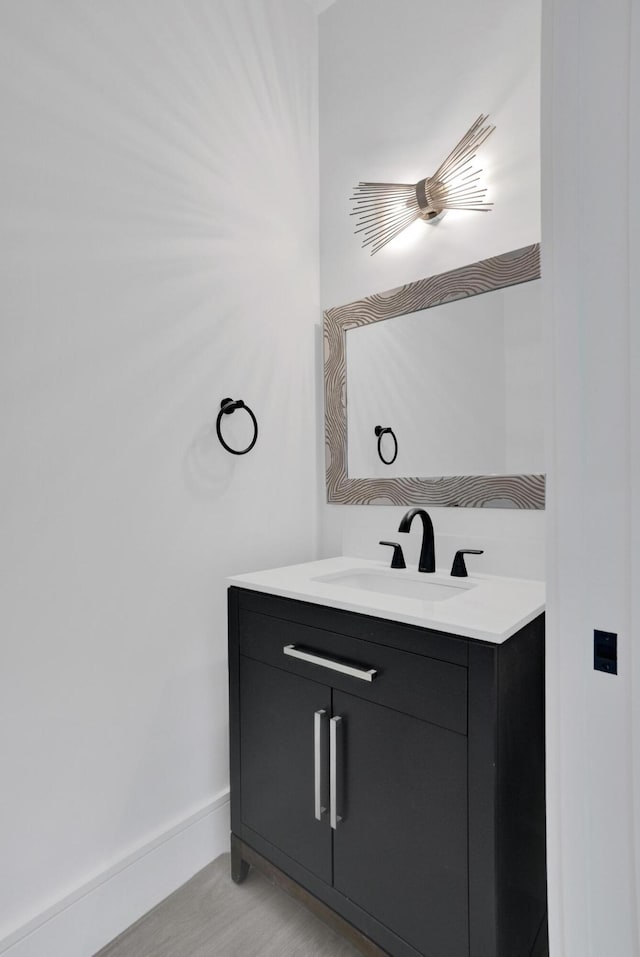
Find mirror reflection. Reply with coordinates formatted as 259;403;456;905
346;279;543;479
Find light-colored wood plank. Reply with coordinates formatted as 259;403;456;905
95;854;362;957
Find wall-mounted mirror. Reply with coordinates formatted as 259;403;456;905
323;245;544;508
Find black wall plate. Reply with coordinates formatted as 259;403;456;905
594;630;617;675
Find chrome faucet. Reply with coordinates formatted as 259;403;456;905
398;508;435;573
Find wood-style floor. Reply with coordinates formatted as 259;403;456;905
95;853;362;957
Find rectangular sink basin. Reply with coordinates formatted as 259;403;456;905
312;569;475;602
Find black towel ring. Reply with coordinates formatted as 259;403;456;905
216;398;258;455
374;425;398;465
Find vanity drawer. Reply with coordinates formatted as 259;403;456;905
238;609;467;735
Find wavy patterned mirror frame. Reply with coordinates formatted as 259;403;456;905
323;244;545;508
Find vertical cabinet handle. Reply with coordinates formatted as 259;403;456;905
330;715;342;830
314;710;327;821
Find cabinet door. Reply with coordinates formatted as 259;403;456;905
239;656;332;883
332;691;469;957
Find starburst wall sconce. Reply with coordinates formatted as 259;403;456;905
350;114;495;255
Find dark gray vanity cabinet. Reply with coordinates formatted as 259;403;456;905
331;690;469;957
228;587;547;957
239;657;333;883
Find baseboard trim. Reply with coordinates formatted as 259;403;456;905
0;789;230;957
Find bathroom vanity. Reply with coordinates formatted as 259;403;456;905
228;558;547;957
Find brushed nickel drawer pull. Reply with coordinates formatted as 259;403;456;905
283;645;377;682
330;715;342;830
314;709;327;821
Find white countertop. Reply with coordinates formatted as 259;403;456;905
228;556;545;644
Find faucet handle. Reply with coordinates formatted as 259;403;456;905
451;549;484;578
379;541;406;569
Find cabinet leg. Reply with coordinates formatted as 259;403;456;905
230;834;250;884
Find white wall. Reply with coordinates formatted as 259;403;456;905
542;0;640;954
318;0;544;581
631;1;640;949
0;2;319;955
